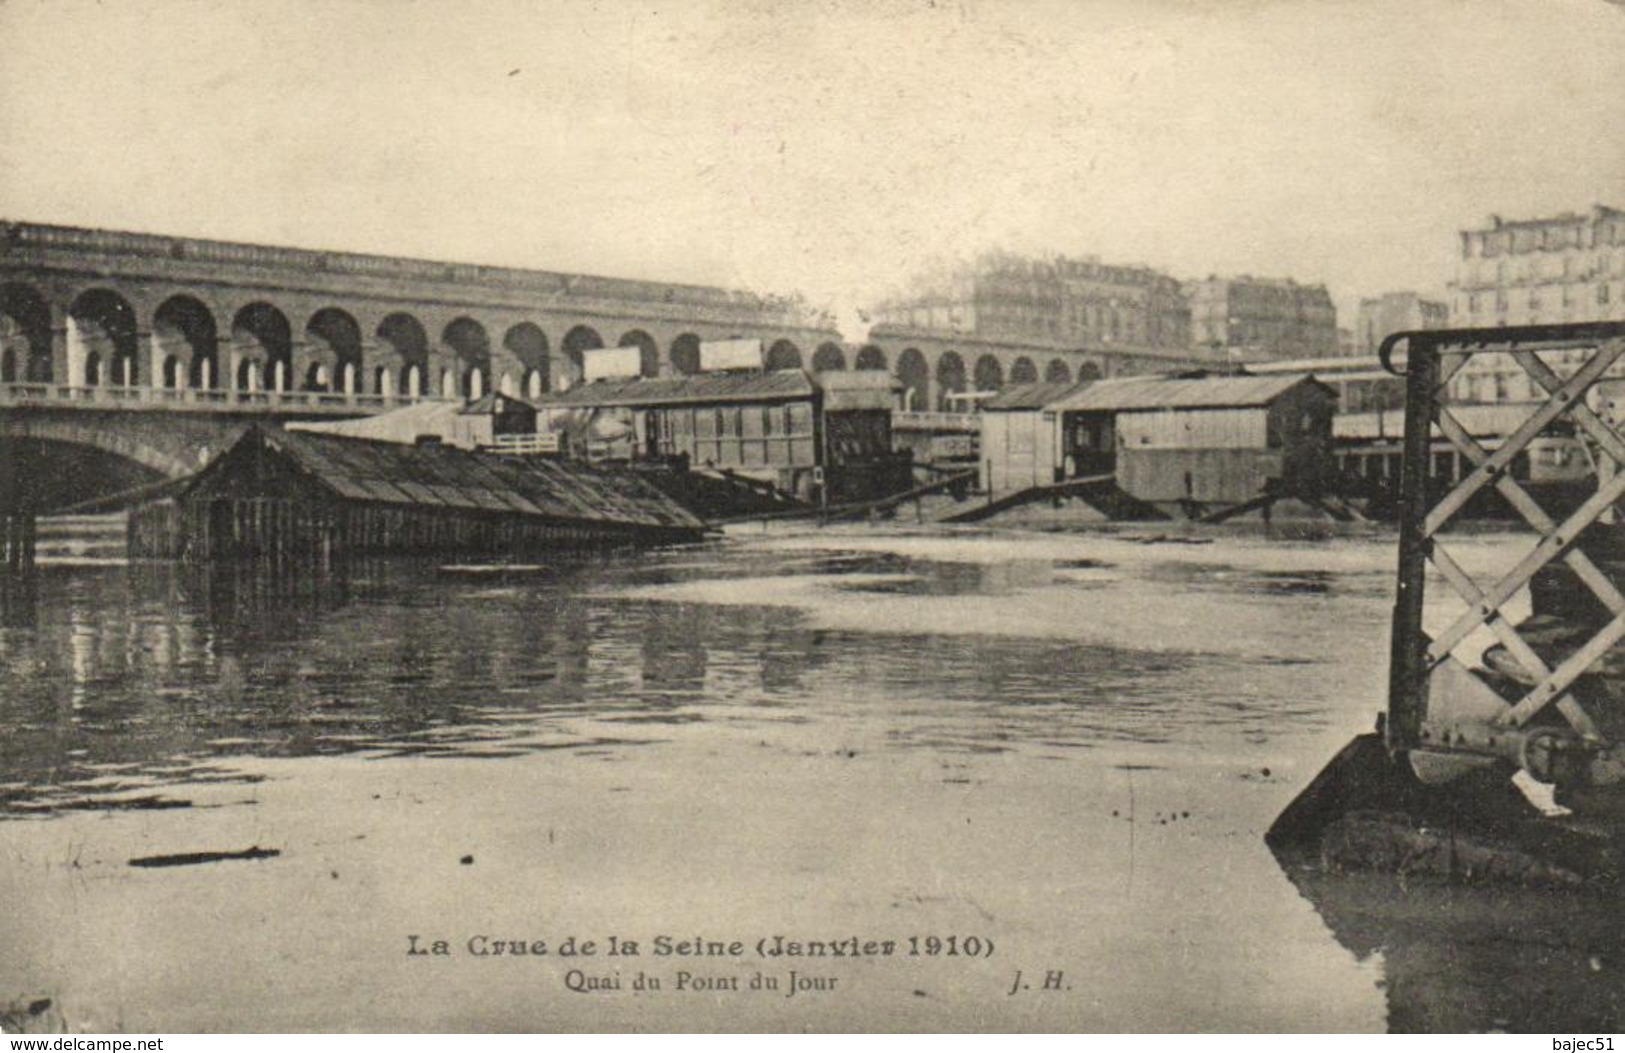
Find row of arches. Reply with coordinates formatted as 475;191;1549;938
889;349;1102;410
0;281;1106;410
0;283;664;399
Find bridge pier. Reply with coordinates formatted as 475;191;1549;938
2;509;37;574
0;437;37;575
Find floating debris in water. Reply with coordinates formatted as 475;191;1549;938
129;846;280;868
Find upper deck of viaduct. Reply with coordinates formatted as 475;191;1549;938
1;221;1208;412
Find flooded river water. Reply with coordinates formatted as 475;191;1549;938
1;526;1621;1032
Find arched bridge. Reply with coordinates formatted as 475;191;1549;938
1;220;1203;508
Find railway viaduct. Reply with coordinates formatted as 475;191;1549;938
0;220;1203;507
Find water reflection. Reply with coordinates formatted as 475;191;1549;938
0;544;1359;819
0;572;37;630
1275;856;1625;1032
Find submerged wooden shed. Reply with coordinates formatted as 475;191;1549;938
154;425;707;561
1047;372;1336;508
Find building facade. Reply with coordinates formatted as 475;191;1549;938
1185;276;1339;360
867;251;1192;354
1355;291;1448;357
1446;205;1625;404
1450;206;1625;328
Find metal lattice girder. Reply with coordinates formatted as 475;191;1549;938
1428;410;1618;735
1425;379;1625;732
1427;457;1625;661
1431;409;1625;627
1514;342;1625;482
1423;340;1625;537
1379;323;1625;759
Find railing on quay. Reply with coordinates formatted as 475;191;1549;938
892;410;981;432
482;433;562;455
0;382;455;415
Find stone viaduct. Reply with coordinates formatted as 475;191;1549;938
0;220;1206;506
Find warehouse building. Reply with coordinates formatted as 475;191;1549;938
979;372;1336;515
533;369;911;506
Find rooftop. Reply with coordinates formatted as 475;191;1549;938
980;380;1083;411
534;370;817;409
203;426;704;531
1046;372;1330;412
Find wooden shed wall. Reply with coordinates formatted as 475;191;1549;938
179;493;673;562
981;411;1059;495
1266;385;1336;494
1119;448;1287;504
1116;407;1269;449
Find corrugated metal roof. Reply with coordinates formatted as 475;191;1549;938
817;369;902;410
246;428;704;531
981;381;1083;411
535;370;816;408
460;392;537;415
1045;372;1329;412
289;401;464;443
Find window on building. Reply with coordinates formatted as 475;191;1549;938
1602;284;1613;306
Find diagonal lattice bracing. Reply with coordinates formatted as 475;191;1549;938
1417;343;1625;734
1423;341;1625;537
1427;463;1625;662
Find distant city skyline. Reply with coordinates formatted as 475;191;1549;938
2;0;1621;338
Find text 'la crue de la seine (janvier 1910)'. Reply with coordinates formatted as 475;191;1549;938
406;933;994;960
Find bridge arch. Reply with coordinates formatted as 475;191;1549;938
71;288;140;387
377;313;429;397
444;317;491;399
854;344;887;371
306;307;363;394
973;354;1004;393
766;339;803;371
1045;358;1072;384
503;322;549;398
618;329;660;378
811;342;845;371
561;325;603;389
670;333;702;376
935;351;966;410
896;348;929;411
1077;360;1103;382
1;418;208;481
232;302;292;392
1;283;53;383
154;295;219;390
1009;356;1038;384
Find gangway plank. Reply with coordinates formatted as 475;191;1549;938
936;473;1160;525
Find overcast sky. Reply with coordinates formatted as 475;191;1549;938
2;0;1622;336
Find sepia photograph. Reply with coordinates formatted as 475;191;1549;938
2;0;1624;1036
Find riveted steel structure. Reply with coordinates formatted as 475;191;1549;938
1379;321;1625;793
